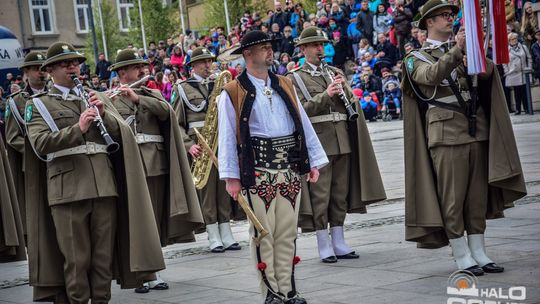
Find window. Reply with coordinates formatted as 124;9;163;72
117;0;134;32
74;0;90;33
29;0;55;34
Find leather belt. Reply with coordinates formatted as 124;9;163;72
429;92;471;108
135;133;165;144
251;134;298;170
309;112;348;124
47;142;108;160
188;121;205;129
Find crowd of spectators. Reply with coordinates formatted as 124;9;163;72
2;0;539;122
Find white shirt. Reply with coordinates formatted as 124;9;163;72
192;73;204;81
425;38;445;47
53;84;79;96
306;61;322;71
30;87;46;94
217;72;328;180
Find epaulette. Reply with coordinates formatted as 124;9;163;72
288;66;302;74
29;91;48;99
8;90;28;99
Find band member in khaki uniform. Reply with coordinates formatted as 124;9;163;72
5;51;48;236
218;30;328;304
287;27;386;263
402;0;526;276
0;135;26;262
109;49;204;293
25;42;165;303
171;47;240;253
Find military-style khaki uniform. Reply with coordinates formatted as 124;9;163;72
26;86;120;302
287;64;351;230
172;77;231;225
112;87;169;234
405;42;490;239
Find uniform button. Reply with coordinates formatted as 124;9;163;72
304;160;308;164
243;117;248;121
251;94;255;97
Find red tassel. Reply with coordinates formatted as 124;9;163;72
293;256;301;265
492;0;509;64
257;262;267;271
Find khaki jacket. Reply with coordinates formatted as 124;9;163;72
287;63;387;230
171;78;211;151
402;46;527;248
406;42;489;148
287;63;351;155
113;87;169;177
26;87;119;205
112;86;204;245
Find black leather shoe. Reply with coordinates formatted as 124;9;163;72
210;246;225;253
336;252;359;259
463;265;484;276
150;282;169;290
225;243;242;250
321;256;338;263
134;285;150;293
482;263;504;273
285;297;307;304
265;292;285;304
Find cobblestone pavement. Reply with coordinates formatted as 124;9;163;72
1;115;539;304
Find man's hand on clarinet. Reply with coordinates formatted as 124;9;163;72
79;108;98;134
225;178;242;201
306;167;320;183
88;91;105;115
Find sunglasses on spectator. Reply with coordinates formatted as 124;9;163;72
431;12;456;20
57;59;80;68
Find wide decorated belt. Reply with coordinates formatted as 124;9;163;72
251;134;299;170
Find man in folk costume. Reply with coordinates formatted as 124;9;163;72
171;47;241;253
287;27;386;263
218;30;328;304
0;135;26;263
24;42;165;302
402;0;527;276
5;51;48;237
108;49;204;293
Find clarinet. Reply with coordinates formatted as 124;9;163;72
318;56;359;121
70;75;120;154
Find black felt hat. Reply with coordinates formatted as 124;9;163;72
231;30;276;55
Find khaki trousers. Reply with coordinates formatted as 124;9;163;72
50;197;117;304
244;169;301;299
430;141;488;239
309;154;350;230
146;175;166;238
199;165;231;224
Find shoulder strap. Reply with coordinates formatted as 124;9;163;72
292;72;312;101
26;97;58;162
178;83;207;113
8;97;26;134
403;61;466;114
32;97;60;132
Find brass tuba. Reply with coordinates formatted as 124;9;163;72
191;70;233;189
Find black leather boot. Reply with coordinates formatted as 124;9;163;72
265;292;285;304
